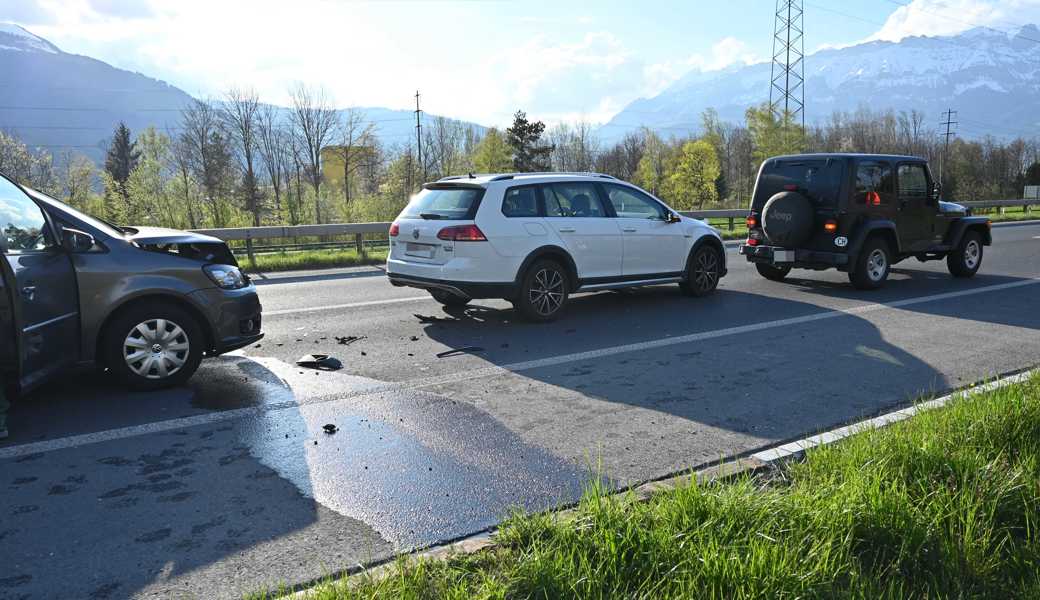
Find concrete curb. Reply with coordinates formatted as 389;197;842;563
280;367;1037;599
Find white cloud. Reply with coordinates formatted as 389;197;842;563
643;37;761;98
869;0;1040;42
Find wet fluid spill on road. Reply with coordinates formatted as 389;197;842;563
236;373;597;549
189;357;296;410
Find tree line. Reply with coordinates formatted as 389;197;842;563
2;91;1039;231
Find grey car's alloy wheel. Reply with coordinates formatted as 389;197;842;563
516;260;568;322
104;302;204;390
123;318;190;379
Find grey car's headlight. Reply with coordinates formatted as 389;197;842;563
203;264;248;289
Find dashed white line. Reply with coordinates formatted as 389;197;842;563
2;277;1038;459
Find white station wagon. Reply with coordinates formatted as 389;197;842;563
387;172;727;321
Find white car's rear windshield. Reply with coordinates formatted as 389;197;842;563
401;186;485;220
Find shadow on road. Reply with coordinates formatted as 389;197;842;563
417;268;1040;479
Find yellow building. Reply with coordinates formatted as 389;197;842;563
321;145;375;191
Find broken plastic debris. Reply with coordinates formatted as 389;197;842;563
335;335;366;346
436;346;485;358
295;354;343;371
323;424;338;434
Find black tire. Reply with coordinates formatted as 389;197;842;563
848;236;891;290
755;262;791;282
680;244;723;297
515;259;569;322
429;289;470;307
947;230;983;278
102;302;204;391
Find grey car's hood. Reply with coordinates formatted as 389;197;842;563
126;227;224;245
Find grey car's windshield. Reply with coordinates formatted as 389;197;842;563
24;187;125;239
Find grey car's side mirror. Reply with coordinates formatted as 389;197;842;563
62;227;95;253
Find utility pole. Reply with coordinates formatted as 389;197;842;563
414;90;425;182
769;0;805;143
939;109;957;190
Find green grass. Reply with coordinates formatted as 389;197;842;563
252;372;1040;599
239;248;388;273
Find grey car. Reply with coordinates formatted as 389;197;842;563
0;172;262;392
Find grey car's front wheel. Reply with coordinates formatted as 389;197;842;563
103;302;204;390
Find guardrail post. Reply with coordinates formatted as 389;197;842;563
245;233;256;270
728;217;734;231
1000;206;1006;215
355;233;365;256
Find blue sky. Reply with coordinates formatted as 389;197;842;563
6;0;1040;127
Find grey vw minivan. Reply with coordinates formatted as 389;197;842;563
1;172;262;392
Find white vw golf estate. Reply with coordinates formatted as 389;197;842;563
387;173;726;321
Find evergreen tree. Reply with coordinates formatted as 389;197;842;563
1025;161;1040;186
473;128;514;173
505;111;553;172
104;122;141;220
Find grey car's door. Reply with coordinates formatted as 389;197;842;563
0;175;79;390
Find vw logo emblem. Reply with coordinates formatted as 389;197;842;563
412;228;420;240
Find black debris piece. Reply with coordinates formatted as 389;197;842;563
409;335;420;341
436;346;485;358
414;313;454;324
323;424;338;434
361;351;367;356
295;354;343;371
335;335;366;346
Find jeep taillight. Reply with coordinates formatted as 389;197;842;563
437;224;487;242
389;222;400;237
746;214;758;228
823;219;838;232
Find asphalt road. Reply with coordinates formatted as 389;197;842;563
2;222;1039;599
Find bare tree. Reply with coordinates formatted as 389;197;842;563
180;98;235;227
169;132;201;229
221;87;264;226
256;103;290;222
288;83;338;223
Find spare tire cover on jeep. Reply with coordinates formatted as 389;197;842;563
761;191;814;247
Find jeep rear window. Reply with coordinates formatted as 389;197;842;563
401;186;485;220
753;159;844;208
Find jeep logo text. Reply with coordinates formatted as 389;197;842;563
772;212;792;222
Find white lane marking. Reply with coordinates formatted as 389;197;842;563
2;277;1038;459
403;278;1040;391
264;295;429;316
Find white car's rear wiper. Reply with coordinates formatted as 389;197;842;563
419;213;444;220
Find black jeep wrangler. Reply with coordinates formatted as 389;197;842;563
738;153;992;289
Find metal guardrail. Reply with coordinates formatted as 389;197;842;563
192;201;1034;265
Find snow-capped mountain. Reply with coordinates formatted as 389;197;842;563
600;25;1040;143
0;24;484;162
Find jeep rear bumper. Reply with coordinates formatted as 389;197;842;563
739;244;850;270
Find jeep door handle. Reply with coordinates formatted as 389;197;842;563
21;286;36;301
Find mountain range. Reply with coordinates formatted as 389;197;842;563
3;21;1040;162
0;23;482;163
599;24;1040;144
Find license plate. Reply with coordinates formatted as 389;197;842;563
773;250;795;263
405;243;434;258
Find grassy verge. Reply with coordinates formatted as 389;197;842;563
240;248;388;273
257;371;1040;599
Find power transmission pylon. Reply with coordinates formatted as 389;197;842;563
939;109;958;189
769;0;805;131
415;90;425;181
